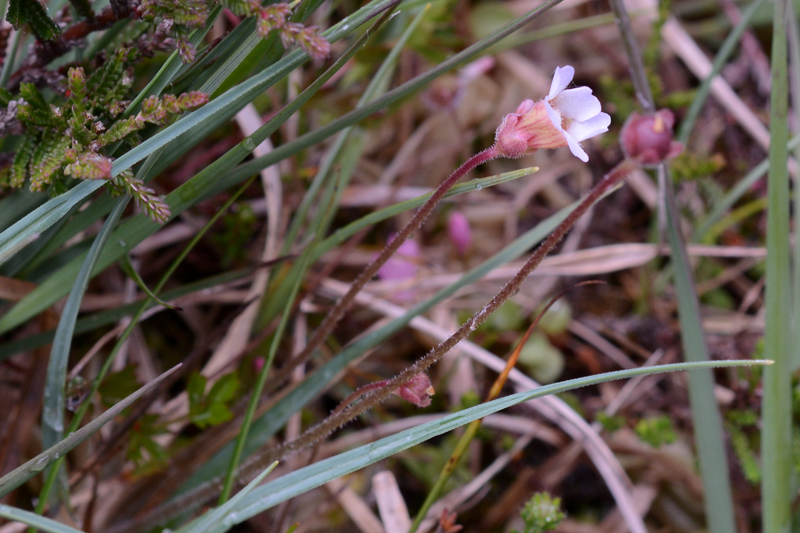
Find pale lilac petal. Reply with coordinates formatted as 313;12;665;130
548;65;574;99
564;132;588;162
544;100;565;133
552;87;601;121
566;112;611;142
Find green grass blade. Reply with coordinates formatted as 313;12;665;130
217;11;396;502
0;364;182;497
0;0;562;333
175;186;606;492
608;0;739;526
676;0;766;144
36;198;130;512
0;505;84;533
40;198;129;451
662;167;736;533
175;462;278;533
787;0;800;374
220;360;770;529
695;134;800;240
763;0;793;530
225;0;564;182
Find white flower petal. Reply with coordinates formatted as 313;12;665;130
548;65;574;99
564;132;589;162
567;112;611;142
552;87;601;121
544;100;564;132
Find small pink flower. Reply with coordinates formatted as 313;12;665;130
494;65;611;162
447;211;472;255
393;373;435;408
620;109;683;167
378;237;420;282
377;237;420;301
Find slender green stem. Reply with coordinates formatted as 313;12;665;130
608;0;654;111
609;1;737;530
787;0;800;374
763;0;793;531
677;0;766;144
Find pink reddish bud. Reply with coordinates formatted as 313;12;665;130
393;373;435;408
253;357;265;373
447;211;472;255
620;109;683;167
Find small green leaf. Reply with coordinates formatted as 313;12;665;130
634;415;677;448
98;365;140;407
187;372;207;407
205;403;234;426
207;373;240;405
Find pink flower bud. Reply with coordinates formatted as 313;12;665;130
393;373;435;408
620;109;683;167
447;211;472;255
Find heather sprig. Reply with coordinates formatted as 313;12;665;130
109;170;172;224
138;0;330;63
4;53;208;223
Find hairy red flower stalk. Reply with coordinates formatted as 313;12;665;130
261;158;638;463
291;146;499;376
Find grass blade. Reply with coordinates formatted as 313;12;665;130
216;10;397;502
36;198;130;511
223;361;771;528
0;0;563;333
609;0;739;527
40;197;128;451
0;505;84;533
175;186;610;493
763;0;793;531
676;0;767;144
0;364;182;497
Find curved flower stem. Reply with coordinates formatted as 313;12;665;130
290;146;500;374
408;281;598;533
256;158;638;466
110;158;634;533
